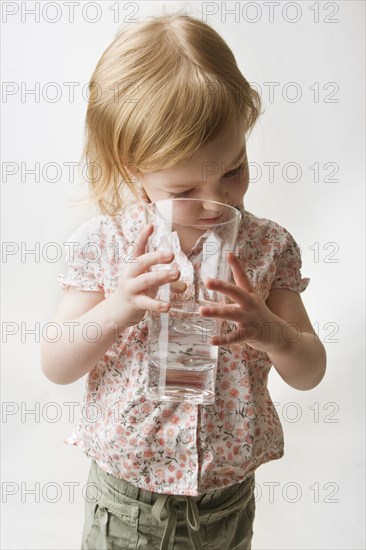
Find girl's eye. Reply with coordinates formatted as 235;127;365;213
168;189;193;198
168;163;245;198
223;163;245;179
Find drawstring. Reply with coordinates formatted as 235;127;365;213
152;494;202;550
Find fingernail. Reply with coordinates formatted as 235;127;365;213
162;249;173;258
175;281;186;289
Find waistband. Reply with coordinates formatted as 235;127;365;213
93;461;254;550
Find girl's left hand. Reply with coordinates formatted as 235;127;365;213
198;253;281;352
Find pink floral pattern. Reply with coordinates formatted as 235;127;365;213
57;201;310;496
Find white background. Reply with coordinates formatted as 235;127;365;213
1;1;365;549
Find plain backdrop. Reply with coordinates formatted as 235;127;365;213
1;1;365;549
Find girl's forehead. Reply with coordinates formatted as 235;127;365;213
140;138;246;186
183;125;246;166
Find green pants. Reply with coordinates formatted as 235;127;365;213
81;459;256;550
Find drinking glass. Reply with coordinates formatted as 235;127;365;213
144;198;242;404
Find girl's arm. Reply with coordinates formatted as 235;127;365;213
263;287;326;390
41;225;180;385
199;253;326;391
41;288;128;385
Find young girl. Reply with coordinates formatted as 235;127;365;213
41;13;327;550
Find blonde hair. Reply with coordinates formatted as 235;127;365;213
72;13;262;216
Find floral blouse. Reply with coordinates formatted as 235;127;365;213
57;200;310;496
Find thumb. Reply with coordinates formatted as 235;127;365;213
134;224;154;258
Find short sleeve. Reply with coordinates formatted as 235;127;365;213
271;228;310;293
57;218;104;292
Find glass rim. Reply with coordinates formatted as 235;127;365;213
146;198;242;228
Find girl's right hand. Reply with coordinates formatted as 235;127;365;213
108;224;184;326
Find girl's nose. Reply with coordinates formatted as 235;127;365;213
202;193;227;210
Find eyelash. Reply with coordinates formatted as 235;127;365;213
168;163;245;198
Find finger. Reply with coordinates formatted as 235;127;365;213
125;248;174;277
134;294;171;314
133;223;173;259
134;224;154;257
211;321;262;346
131;268;180;294
227;253;255;293
210;330;244;346
204;278;254;310
170;281;187;293
199;303;246;323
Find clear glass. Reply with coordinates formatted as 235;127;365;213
144;198;242;404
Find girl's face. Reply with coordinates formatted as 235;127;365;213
136;119;249;218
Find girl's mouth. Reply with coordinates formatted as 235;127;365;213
197;215;223;224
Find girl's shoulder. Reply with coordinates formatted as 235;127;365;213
242;208;295;239
66;201;145;245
